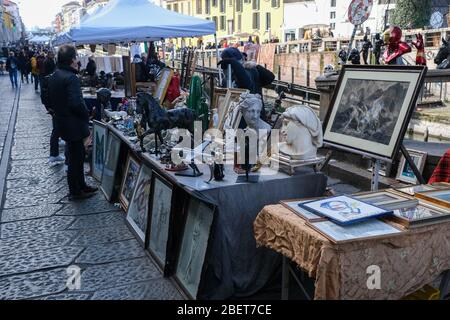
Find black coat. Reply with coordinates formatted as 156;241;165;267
86;60;96;76
48;65;90;142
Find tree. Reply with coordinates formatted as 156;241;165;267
390;0;432;29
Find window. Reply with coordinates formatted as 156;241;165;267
212;16;218;31
188;2;191;15
212;0;217;6
228;19;234;34
331;0;336;7
265;12;271;31
252;0;260;10
236;0;242;12
253;12;260;29
237;14;242;31
244;0;250;3
271;0;279;8
196;0;202;14
229;0;233;6
330;22;335;30
220;16;226;30
173;3;178;12
181;2;184;13
220;0;225;13
206;0;210;14
167;4;171;10
330;11;336;19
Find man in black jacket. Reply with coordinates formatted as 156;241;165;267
48;45;97;200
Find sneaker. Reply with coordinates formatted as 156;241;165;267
49;155;65;163
68;191;95;201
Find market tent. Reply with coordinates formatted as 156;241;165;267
29;35;51;43
68;0;216;44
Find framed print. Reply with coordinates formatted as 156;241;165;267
126;165;152;245
394;184;437;196
148;173;174;270
92;121;108;181
299;195;392;225
119;153;141;211
354;190;418;210
280;199;325;222
100;132;122;201
154;68;174;103
215;88;248;131
222;101;242;131
415;188;450;209
396;149;427;184
388;201;450;228
175;196;215;299
309;219;403;244
323;65;427;162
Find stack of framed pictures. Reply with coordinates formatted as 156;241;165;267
280;198;325;222
92;121;108;181
354;190;418;210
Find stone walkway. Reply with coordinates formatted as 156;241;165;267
0;75;181;300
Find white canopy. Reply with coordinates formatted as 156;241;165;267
67;0;216;44
29;35;51;43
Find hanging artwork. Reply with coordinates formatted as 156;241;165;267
92;121;108;181
323;65;427;161
100;132;122;201
126;165;152;245
154;68;174;103
175;196;215;299
396;149;427;184
119;153;142;212
148;173;173;270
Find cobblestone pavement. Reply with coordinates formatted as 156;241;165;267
0;76;182;300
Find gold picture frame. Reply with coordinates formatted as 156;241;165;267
119;153;141;212
415;188;450;209
154;67;174;104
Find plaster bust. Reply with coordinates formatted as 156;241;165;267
238;93;271;131
279;105;323;160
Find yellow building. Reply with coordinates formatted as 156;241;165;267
164;0;284;45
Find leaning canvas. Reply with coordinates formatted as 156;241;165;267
323;65;426;161
92;121;108;181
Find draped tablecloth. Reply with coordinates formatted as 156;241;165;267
254;204;450;300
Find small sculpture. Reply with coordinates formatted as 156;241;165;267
279;105;323;160
348;48;361;65
412;33;426;66
435;37;450;69
373;33;384;65
338;49;348;65
383;26;411;65
238;93;271;131
362;35;373;65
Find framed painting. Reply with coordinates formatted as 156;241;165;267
396;149;427;184
148;173;174;271
388;201;450;228
92;120;108;181
174;196;216;300
217;88;248;131
119;153;141;212
323;65;427;162
126;165;152;245
100;132;122;202
280;198;326;222
393;184;436;196
154;67;174;104
354;190;418;210
414;188;450;209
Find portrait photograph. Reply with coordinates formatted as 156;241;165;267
92;121;108;181
396;149;427;184
175;197;215;299
323;66;426;161
126;165;152;245
119;153;142;212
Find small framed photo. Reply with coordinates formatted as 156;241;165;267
415;188;450;209
92;121;108;181
299;195;392;225
280;198;325;222
354;190;418;210
394;184;437;196
396;149;427;184
309;219;403;244
154;68;174;104
119;153;142;212
389;201;450;228
174;196;216;300
148;173;174;271
100;132;122;201
126;165;152;246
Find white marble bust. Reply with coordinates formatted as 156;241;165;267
238;93;271;131
279;105;323;160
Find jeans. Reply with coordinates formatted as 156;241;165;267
9;69;18;88
21;71;29;83
33;74;39;90
67;140;87;195
50;116;60;157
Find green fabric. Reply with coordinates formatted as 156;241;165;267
187;75;209;132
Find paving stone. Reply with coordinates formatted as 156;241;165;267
0;268;67;300
10;158;52;166
7;164;63;179
68;212;125;230
80;258;161;291
0;246;84;277
5;181;66;197
58;193;119;216
76;239;145;264
0;230;78;257
91;279;183;300
1;203;63;222
36;292;92;300
1;216;76;239
6;174;64;188
3;191;65;209
70;225;135;246
11;148;49;160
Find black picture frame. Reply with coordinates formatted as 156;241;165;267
100;132;122;201
322;65;427;162
92;120;108;181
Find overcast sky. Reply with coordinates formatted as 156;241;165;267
16;0;75;29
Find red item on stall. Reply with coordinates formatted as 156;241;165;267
428;149;450;184
165;73;180;103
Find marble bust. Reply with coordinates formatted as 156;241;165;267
279;105;323;160
238;93;271;131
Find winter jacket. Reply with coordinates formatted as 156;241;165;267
5;56;18;72
48;65;90;142
31;57;39;75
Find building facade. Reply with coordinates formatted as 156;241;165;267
0;0;23;45
60;1;84;32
